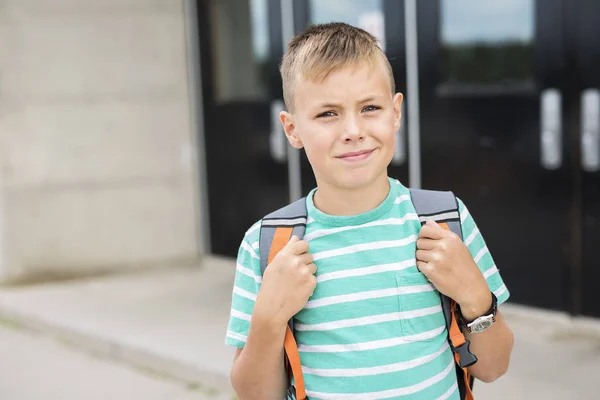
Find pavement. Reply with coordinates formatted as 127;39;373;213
473;310;600;399
0;321;230;400
0;256;599;400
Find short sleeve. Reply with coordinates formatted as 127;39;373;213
457;198;510;305
225;220;263;348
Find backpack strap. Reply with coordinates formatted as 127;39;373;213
259;197;308;400
410;188;477;400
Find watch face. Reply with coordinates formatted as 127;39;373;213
469;316;494;333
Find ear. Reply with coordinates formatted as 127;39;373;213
280;111;304;149
393;93;404;132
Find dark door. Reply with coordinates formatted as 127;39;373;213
197;0;290;256
290;0;410;196
573;0;600;318
416;0;600;316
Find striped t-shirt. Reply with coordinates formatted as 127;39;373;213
226;177;510;399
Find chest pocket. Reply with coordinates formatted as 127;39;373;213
396;271;447;341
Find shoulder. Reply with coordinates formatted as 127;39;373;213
454;196;473;225
235;219;263;263
242;219;263;244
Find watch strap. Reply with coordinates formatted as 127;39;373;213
456;292;498;327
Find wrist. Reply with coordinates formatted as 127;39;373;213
253;299;290;332
458;290;493;322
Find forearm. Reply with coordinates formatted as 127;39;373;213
465;311;514;382
230;312;288;400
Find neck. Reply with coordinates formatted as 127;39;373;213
313;174;391;216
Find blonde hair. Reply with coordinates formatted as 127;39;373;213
280;22;395;112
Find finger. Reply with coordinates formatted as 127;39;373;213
284;235;299;250
298;252;314;266
416;261;433;277
309;276;318;295
416;238;436;251
290;238;310;254
416;249;435;263
418;223;446;240
306;263;317;275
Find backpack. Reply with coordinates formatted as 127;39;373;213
258;188;477;400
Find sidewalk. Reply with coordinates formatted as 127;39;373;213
0;256;599;399
0;258;237;397
0;323;226;400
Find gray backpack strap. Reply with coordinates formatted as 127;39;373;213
259;197;308;275
409;188;478;374
258;198;308;400
258;198;308;333
409;188;462;239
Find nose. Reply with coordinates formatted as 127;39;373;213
342;115;364;142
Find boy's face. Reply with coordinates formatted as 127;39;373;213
280;60;403;193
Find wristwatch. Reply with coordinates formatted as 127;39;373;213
455;292;498;333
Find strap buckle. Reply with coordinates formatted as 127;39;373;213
453;338;478;368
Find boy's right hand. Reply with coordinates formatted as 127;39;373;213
254;235;317;327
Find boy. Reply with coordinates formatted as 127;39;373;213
225;22;514;399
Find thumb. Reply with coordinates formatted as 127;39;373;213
426;220;440;228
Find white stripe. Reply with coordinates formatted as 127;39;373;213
399;284;435;295
241;240;259;259
302;341;449;377
317;260;416;283
251;241;259;250
395;194;411;204
307;217;315;224
473;246;489;263
305;284;433;309
298;325;445;353
460;208;469;223
305;357;456;399
230;309;252;322
226;330;248;343
305;215;419;241
233;286;257;301
418;211;459;223
312;236;417;262
262;217;306;227
464;226;479;247
237;263;262;283
494;284;507;298
437;382;459;400
295;305;442;331
483;265;499;280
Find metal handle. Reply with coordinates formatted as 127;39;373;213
540;88;562;170
581;89;600;172
269;99;287;163
392;100;407;166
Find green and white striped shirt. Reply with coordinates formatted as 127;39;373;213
226;177;509;399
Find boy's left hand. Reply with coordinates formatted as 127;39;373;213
416;220;491;320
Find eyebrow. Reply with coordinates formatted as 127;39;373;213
315;96;381;109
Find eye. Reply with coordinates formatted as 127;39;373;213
316;111;336;118
363;105;381;113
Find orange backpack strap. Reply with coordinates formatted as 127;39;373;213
259;198;308;399
409;189;478;399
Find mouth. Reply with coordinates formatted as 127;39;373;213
336;149;375;162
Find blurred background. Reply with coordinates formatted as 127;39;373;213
0;0;599;399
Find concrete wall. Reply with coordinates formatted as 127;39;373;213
0;0;203;282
